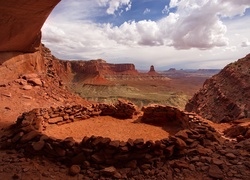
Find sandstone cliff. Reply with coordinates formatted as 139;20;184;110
185;54;250;123
57;59;139;85
61;59;137;74
0;0;60;52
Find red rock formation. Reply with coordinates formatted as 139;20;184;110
185;54;250;123
147;65;159;76
0;0;60;52
61;59;138;75
58;59;139;84
0;50;46;84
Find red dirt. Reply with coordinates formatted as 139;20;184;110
44;116;175;142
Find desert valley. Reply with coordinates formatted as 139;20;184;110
1;1;250;180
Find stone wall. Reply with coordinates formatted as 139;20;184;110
141;104;190;128
0;103;225;179
15;99;138;132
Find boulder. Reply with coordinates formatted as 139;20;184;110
69;165;81;176
48;117;63;124
208;165;224;179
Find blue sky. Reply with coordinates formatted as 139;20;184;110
94;0;171;25
42;0;250;70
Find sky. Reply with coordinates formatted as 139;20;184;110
42;0;250;70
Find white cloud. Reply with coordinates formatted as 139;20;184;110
242;40;250;47
143;8;150;15
169;0;181;8
97;0;132;15
42;0;250;69
103;0;250;50
162;5;169;14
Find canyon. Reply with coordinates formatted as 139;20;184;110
0;0;250;180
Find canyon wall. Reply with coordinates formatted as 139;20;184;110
0;0;60;83
185;54;250;123
60;59;138;76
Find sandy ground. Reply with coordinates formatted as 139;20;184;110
45;116;175;142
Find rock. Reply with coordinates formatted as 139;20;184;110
175;130;189;140
82;161;91;169
165;145;175;157
245;128;250;138
48;117;63;124
71;153;86;165
69;165;81;176
212;158;224;165
63;137;76;148
12;173;21;179
0;0;60;52
91;153;106;163
20;130;39;143
22;73;38;80
225;153;237;159
224;125;248;138
148;65;158;75
22;95;33;99
109;140;120;148
208;165;224;179
170;136;187;150
54;146;66;157
1;93;11;97
140;164;151;171
28;78;43;86
126;160;137;169
133;138;144;146
101;166;117;176
32;140;45;151
189;146;213;156
22;85;33;90
170;160;190;170
11;132;24;143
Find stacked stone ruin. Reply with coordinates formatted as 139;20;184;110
1;100;250;179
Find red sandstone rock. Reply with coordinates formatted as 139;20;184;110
69;165;81;176
208;165;224;179
0;0;60;52
59;59;138;84
148;65;159;75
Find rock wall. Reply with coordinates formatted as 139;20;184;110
185;54;250;123
15;99;138;132
141;105;190;128
0;50;46;84
60;60;138;76
1;103;226;179
0;0;60;52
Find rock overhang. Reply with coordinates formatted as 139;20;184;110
0;0;60;52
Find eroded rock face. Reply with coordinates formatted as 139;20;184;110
185;54;250;123
0;0;60;52
60;59;138;76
